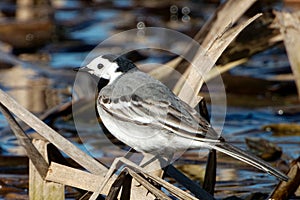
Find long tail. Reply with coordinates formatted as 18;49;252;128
207;141;288;181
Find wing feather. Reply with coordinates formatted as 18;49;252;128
98;93;219;141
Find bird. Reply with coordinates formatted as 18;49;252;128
76;54;288;182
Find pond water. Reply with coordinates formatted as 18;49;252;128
0;0;299;199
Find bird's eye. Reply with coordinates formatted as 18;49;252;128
97;63;104;69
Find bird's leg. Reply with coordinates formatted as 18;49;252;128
140;152;174;180
89;155;145;200
140;153;159;168
89;157;124;200
124;147;136;159
92;148;136;196
96;149;136;195
161;152;174;179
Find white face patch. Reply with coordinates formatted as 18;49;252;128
86;56;123;84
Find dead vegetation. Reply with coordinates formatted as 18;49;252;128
0;0;300;199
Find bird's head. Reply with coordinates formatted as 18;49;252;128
75;54;136;84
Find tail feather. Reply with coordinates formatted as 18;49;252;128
208;142;288;181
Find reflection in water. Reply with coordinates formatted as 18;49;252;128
15;0;52;21
0;0;300;199
0;66;60;113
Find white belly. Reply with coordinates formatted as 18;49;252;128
98;107;199;154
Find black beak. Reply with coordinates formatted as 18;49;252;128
73;66;90;72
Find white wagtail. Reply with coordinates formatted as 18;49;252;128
76;54;288;181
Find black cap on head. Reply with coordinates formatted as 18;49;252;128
102;54;136;73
